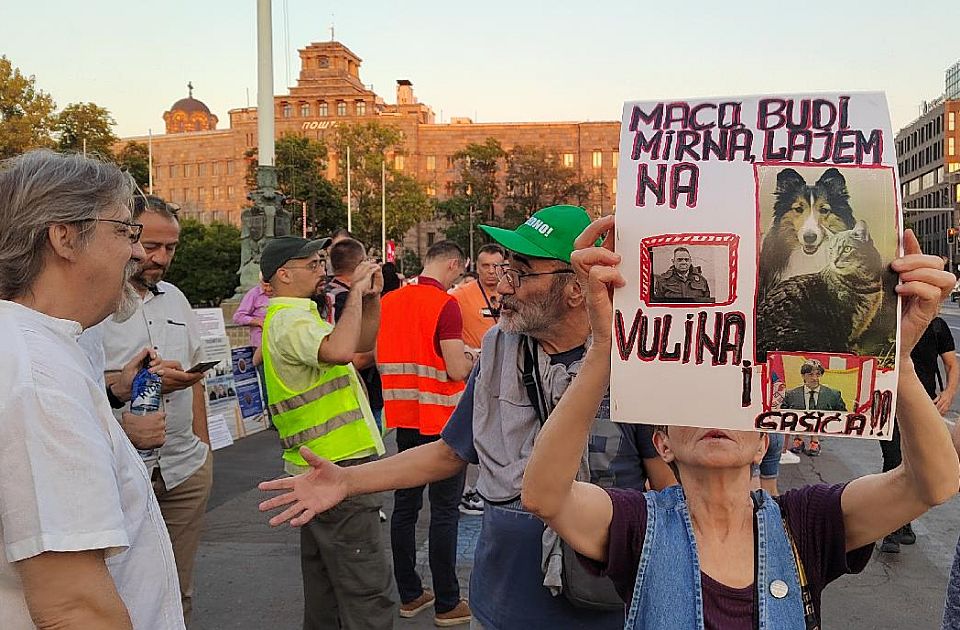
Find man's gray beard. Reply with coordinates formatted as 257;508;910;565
498;291;565;337
112;263;140;323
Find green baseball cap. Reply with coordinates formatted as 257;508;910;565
478;205;592;264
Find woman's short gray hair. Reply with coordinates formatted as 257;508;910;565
0;150;134;299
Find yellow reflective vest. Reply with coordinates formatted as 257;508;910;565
262;300;381;470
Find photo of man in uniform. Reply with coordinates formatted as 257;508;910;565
651;246;714;303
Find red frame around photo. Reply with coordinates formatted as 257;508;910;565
639;233;740;307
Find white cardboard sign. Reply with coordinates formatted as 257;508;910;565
611;92;901;440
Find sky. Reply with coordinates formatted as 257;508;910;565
3;1;959;138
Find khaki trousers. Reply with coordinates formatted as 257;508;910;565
153;452;214;627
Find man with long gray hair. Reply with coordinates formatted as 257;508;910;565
0;150;184;628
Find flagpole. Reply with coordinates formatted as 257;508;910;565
147;129;154;193
381;158;386;257
346;145;352;232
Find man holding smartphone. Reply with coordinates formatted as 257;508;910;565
100;194;212;626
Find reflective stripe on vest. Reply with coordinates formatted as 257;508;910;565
381;388;462;407
262;299;378;466
379;362;452;382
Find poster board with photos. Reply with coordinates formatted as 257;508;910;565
194;308;244;441
610;92;901;440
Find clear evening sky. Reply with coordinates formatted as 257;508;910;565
3;0;958;138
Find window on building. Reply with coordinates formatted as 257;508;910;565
319;101;328;117
213;186;221;200
426;185;436;197
211;162;219;176
908;178;920;195
300;102;310;117
950;112;957;132
337;101;347;116
951;137;956;156
227;161;235;175
356;101;366;116
922;170;935;190
198;187;205;200
426;155;436;171
282;103;292;118
937;165;945;183
447;156;456;169
197;163;206;177
592;151;602;169
562;153;575;168
613;151;619;167
184;164;193;177
227;185;235;198
318;56;329;68
950;162;960;173
427;232;436;247
394;155;404;171
182;188;190;200
611;178;617;196
169;165;177;178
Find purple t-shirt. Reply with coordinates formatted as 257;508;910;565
585;483;873;630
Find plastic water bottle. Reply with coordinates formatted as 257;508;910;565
130;357;162;462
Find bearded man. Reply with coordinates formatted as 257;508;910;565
259;206;674;629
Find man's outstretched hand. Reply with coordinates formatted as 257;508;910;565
258;447;349;527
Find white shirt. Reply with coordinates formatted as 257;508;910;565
101;282;208;489
803;386;821;409
0;300;184;629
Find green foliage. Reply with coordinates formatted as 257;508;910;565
54;102;117;157
115;141;150;187
0;56;56;159
438;195;496;257
330;121;434;249
399;249;422;277
245;134;346;238
503;145;598;225
165;219;241;307
451;138;507;223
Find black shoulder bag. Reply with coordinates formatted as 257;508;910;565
521;336;624;611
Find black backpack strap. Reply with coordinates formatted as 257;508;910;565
521;335;548;425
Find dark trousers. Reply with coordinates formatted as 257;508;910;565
301;491;397;630
879;422;903;473
391;428;466;613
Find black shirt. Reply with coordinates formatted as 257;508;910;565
910;317;955;398
331;279;384;412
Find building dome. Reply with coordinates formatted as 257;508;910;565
169;97;211;115
163;83;218;134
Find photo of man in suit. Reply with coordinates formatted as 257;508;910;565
784;359;847;457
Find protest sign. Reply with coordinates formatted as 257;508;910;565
232;345;267;436
610;93;901;440
195;308;244;441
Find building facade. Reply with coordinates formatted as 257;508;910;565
127;40;620;252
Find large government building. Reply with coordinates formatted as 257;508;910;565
128;39;620;251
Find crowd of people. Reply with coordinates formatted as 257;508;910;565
4;148;960;630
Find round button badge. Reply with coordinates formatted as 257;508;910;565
769;579;789;599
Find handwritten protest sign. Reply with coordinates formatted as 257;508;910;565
610;93;901;440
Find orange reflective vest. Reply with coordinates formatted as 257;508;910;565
378;283;465;435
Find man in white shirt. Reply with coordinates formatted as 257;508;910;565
101;194;212;625
0;150;184;629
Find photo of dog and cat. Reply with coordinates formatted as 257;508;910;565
755;165;900;371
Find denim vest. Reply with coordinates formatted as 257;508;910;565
625;485;806;630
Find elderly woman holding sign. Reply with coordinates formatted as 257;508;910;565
521;215;959;629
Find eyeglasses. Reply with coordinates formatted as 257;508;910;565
81;218;144;243
494;263;574;288
283;259;324;272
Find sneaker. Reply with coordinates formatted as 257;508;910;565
434;599;471;627
880;534;901;554
459;490;484;516
779;450;801;464
789;437;805;455
899;523;917;545
806;440;821;457
400;589;435;619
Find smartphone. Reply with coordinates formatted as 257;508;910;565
186;360;221;374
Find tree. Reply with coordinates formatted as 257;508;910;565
331;121;434;249
0;56;56;159
54;102;117;157
451;138;506;222
503;145;598;225
115;141;149;187
438;195;496;258
246;134;346;238
165;219;241;307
